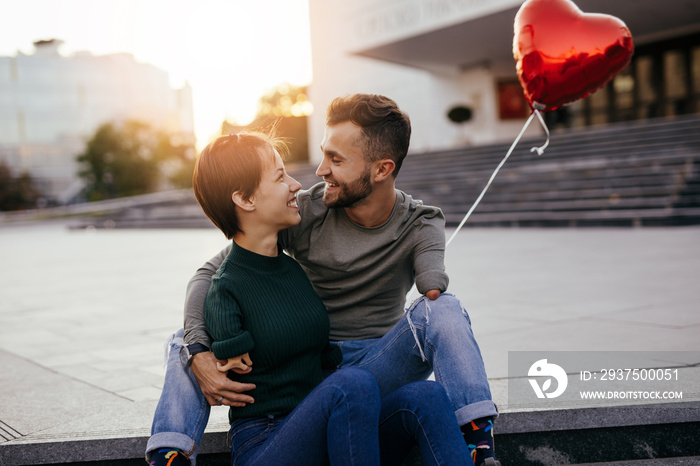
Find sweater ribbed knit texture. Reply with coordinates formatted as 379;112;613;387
205;241;342;421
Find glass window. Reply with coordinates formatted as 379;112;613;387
566;100;585;128
588;84;609;125
693;46;700;92
636;56;657;118
664;50;687;98
692;46;700;112
664;50;688;115
613;67;635;121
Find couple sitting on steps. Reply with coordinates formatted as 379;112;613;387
146;93;501;466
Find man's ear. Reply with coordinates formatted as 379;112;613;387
374;159;396;182
232;191;255;211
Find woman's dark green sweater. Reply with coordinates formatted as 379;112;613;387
204;241;342;421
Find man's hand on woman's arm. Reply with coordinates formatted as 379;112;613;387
190;351;256;407
183;245;254;406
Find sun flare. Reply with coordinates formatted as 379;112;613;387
0;0;312;149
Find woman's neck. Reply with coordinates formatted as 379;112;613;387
233;230;278;257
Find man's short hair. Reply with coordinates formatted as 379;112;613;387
326;94;411;177
192;132;285;239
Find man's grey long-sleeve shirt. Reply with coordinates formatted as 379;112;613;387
184;182;448;344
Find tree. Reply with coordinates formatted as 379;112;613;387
0;161;41;211
77;121;195;201
157;133;197;190
223;83;313;163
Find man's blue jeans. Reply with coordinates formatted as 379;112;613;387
336;293;497;426
147;329;210;462
228;369;470;466
147;293;496;463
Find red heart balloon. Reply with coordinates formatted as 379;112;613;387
513;0;634;111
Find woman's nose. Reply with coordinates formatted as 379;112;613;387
288;175;302;192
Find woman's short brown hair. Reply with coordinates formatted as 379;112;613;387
192;131;287;239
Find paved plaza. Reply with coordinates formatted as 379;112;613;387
0;221;699;464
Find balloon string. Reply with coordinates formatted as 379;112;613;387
405;109;550;303
445;109;545;247
530;109;550;156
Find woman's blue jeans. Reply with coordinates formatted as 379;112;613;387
229;368;381;466
228;369;470;466
147;294;495;464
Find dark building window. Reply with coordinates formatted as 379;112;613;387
545;32;700;129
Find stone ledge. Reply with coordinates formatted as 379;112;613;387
2;403;699;466
496;402;700;434
0;433;228;466
574;458;700;465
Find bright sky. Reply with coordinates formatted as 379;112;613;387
0;0;313;148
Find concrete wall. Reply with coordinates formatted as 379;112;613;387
306;0;536;163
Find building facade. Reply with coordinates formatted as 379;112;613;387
0;39;194;202
307;0;700;162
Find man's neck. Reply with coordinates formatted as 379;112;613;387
343;186;397;228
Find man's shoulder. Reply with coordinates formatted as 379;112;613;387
213;255;237;282
297;182;329;219
298;182;326;203
395;189;444;221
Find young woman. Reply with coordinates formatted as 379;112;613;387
147;131;472;466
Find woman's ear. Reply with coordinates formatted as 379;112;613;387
232;191;255;211
374;159;396;182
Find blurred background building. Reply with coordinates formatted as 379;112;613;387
292;0;700;228
0;39;194;204
1;1;699;228
307;0;700;161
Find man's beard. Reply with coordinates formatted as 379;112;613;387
322;167;373;208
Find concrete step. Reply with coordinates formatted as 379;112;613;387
574;458;700;465
3;394;699;465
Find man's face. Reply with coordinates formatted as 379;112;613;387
316;121;373;208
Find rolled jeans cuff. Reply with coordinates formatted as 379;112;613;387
146;432;196;464
454;399;499;426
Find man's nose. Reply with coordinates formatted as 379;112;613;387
316;159;330;178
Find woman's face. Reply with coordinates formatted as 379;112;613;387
250;148;302;232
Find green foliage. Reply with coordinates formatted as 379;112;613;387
77;121;195;201
223;83;311;163
0;161;41;211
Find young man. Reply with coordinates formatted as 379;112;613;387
148;94;500;466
